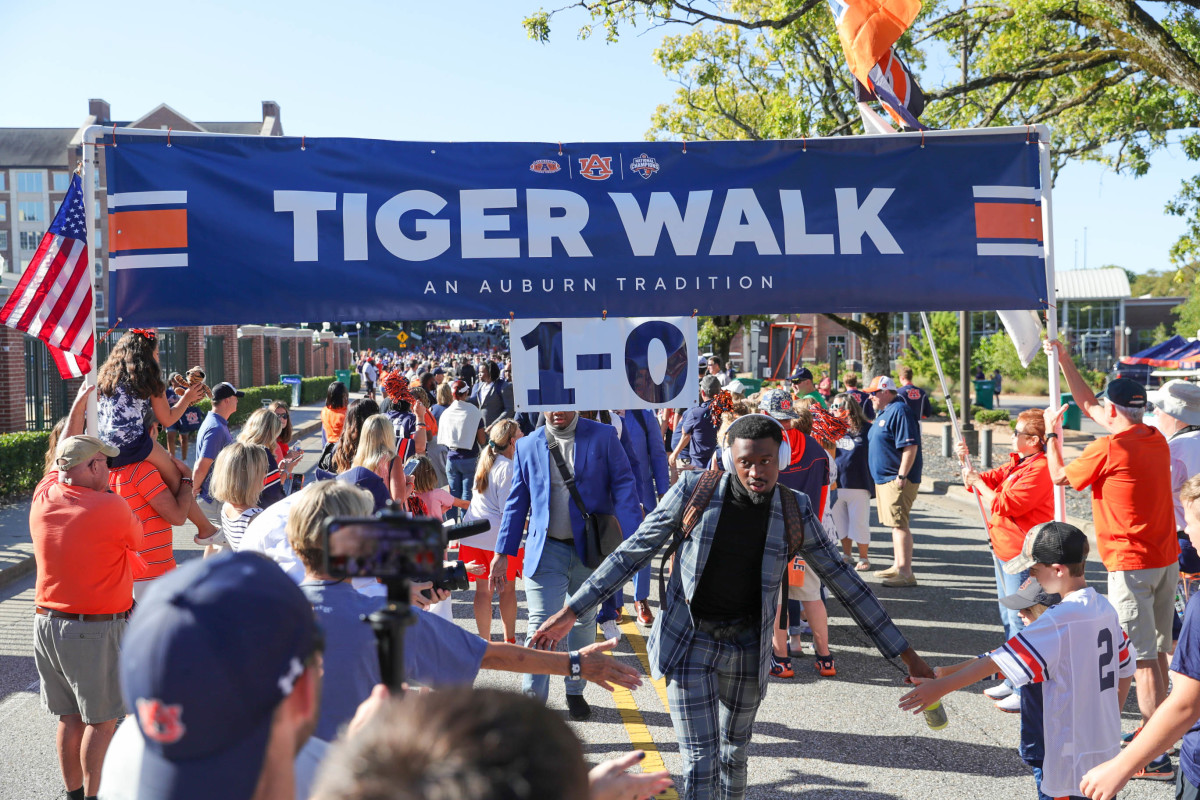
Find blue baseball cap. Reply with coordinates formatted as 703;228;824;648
758;388;800;420
119;552;321;800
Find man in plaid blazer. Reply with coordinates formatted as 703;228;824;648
533;415;933;800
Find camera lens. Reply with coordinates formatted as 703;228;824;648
433;561;470;593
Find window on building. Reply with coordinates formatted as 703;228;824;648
1137;329;1156;349
17;172;44;193
0;172;6;191
95;290;105;313
20;231;43;251
18;201;44;222
0;231;7;251
0;201;6;221
52;172;70;192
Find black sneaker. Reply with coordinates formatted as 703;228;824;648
1132;755;1174;781
566;694;591;721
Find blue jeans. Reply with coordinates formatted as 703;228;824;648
1031;765;1084;800
447;456;477;519
522;539;599;700
995;554;1029;689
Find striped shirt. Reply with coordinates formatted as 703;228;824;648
221;505;265;552
108;461;175;582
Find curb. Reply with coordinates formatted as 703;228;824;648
924;478;1095;537
0;417;327;591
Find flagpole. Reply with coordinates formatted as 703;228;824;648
1036;126;1067;522
82;126;100;435
919;312;992;535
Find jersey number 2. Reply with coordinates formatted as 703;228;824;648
1097;629;1116;691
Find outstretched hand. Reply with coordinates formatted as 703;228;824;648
531;606;578;651
578;639;643;691
588;751;673;800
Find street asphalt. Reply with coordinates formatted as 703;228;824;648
0;404;1178;800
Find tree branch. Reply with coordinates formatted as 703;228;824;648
822;313;872;338
1085;0;1200;94
924;50;1123;101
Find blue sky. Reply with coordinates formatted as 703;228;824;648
2;0;1190;277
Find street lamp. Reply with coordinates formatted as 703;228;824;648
356;323;362;353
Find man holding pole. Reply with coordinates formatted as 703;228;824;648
1043;339;1178;779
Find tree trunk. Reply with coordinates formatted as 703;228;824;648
821;312;891;379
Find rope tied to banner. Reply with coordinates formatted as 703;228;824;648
601;309;607;320
681;140;686;154
301;135;307;151
920;129;925;149
166;127;172;148
557;142;562;156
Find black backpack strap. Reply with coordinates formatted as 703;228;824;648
658;470;721;606
547;438;590;521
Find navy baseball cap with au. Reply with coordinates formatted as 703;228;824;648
211;382;245;402
1099;377;1147;409
120;552;322;800
1004;521;1088;574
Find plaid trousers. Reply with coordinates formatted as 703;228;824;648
666;625;761;800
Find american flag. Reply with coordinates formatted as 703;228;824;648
0;172;95;378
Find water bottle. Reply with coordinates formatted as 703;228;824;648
923;700;949;731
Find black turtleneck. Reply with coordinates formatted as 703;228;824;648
690;475;772;621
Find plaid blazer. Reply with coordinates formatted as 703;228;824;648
569;471;910;699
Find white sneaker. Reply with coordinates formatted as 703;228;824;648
983;683;1014;700
600;620;621;642
995;692;1022;713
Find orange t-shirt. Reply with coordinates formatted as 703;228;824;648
109;461;176;582
973;452;1055;561
322;406;347;443
32;472;142;613
1064;425;1177;571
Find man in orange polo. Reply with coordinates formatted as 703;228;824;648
1044;340;1178;780
32;434;142;800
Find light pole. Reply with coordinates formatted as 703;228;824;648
356;323;362;354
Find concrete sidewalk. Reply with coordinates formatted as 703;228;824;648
0;402;327;591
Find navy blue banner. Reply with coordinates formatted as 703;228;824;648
103;128;1049;327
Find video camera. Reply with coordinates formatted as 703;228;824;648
322;503;489;688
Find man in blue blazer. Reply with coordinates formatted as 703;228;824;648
490;410;641;720
532;415;934;800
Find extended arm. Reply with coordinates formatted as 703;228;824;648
1046;340;1103;424
898;656;1000;713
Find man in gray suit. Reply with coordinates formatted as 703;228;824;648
533;414;933;800
471;361;515;427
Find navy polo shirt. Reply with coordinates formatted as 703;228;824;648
679;401;718;467
867;398;923;484
898;382;933;419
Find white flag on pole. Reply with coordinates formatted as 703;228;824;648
997;309;1044;367
857;102;898;135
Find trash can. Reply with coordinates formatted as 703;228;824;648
973;380;994;410
1060;392;1082;431
334;369;352;388
281;374;303;407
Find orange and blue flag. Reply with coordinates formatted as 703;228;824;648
829;0;925;129
855;48;926;130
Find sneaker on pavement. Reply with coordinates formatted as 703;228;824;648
1132;755;1174;781
983;683;1014;700
599;620;621;642
770;657;794;679
814;654;837;677
1121;727;1142;748
565;694;591;721
995;693;1022;713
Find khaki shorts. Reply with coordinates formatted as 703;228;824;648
34;614;127;723
1108;563;1179;661
787;558;822;602
875;479;919;529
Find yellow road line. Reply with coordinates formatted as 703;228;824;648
600;608;677;800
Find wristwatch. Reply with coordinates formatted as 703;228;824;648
1045;432;1059;440
568;650;582;678
897;474;908;482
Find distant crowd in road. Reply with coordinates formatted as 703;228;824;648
24;321;1200;800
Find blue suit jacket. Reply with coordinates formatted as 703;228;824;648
496;417;642;576
568;472;910;699
619;409;670;511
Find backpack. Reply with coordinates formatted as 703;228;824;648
658;471;806;605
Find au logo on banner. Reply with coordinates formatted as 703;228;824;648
510;316;699;412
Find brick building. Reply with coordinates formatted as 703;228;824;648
0;99;348;433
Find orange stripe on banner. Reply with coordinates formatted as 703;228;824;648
109;209;188;251
975;202;1043;241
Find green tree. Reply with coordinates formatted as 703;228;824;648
526;0;1200;263
698;314;769;365
900;311;959;382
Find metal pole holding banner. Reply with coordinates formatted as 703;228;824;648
1037;130;1067;522
919;312;992;536
82;126;101;435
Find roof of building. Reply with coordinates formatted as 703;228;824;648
1055;267;1131;301
0;128;76;167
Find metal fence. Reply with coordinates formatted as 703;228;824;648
238;338;253;385
24;338;72;431
281;341;293;375
204;335;225;386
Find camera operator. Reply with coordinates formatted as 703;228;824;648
292;481;643;740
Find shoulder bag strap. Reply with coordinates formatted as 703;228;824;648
546;438;590;520
658;470;722;605
778;487;807;560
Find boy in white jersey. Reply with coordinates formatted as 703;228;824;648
1080;474;1200;799
901;522;1135;799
